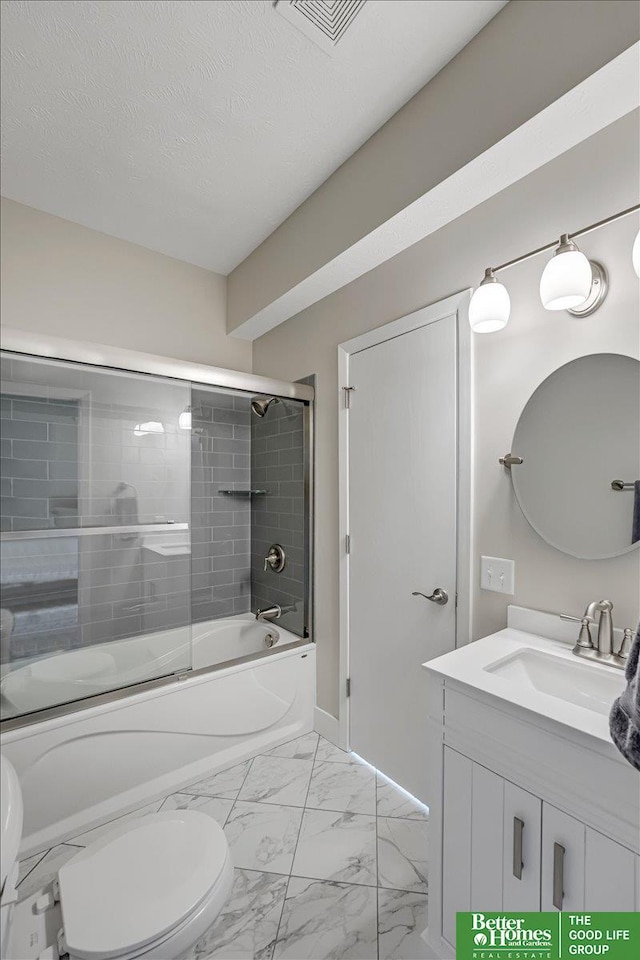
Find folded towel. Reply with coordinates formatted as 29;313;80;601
633;480;640;544
609;624;640;771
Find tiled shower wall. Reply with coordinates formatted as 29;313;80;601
190;390;252;623
0;394;79;531
251;399;306;637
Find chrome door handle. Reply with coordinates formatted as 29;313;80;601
412;588;449;605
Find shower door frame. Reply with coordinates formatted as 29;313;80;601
0;328;315;732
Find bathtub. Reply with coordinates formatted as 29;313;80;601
0;615;314;856
1;614;290;718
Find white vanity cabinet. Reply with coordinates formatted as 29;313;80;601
440;746;639;950
424;615;640;960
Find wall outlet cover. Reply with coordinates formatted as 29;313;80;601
480;556;515;595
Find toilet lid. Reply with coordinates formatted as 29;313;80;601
59;810;229;960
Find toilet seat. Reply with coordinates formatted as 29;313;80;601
58;811;233;960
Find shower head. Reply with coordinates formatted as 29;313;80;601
251;397;280;418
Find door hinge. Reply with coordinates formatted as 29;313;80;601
342;386;356;409
346;677;351;698
345;533;351;555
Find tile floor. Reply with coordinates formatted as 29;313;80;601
17;733;433;960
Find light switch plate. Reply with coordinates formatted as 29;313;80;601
480;556;515;595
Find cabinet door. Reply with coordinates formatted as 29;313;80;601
541;804;585;911
442;748;472;947
585;827;637;911
503;781;542;911
471;764;504;911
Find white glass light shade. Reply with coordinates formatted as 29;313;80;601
178;409;192;430
540;246;592;311
469;277;510;333
134;421;164;438
633;229;640;279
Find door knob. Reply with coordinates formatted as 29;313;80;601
412;588;449;605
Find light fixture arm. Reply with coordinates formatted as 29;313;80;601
487;203;639;278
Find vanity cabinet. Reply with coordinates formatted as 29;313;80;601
441;746;639;950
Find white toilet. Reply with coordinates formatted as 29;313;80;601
1;755;234;960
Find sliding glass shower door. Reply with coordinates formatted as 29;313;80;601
0;352;192;719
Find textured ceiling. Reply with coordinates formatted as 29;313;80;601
1;0;506;274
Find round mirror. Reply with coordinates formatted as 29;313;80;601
510;353;640;559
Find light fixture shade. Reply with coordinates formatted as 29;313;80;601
178;408;192;430
540;236;592;310
633;229;640;278
469;270;510;333
134;421;164;438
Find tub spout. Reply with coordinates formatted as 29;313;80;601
256;604;282;623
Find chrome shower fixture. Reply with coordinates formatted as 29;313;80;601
251;396;280;418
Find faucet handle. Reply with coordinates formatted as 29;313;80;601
618;628;634;661
561;614;595;648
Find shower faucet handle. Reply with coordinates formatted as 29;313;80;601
264;544;286;573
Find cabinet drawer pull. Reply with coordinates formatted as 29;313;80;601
513;817;524;879
552;842;565;910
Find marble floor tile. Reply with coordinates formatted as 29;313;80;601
182;760;253;799
17;844;81;901
292;809;377;887
377;817;429;893
224;801;303;875
264;732;319;761
17;851;48;887
238;755;313;807
378;888;433;960
315;737;362;765
376;773;429;820
66;799;165;847
160;793;234;826
191;868;288;960
274;878;378;960
306;760;376;815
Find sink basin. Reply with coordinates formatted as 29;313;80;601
484;648;625;716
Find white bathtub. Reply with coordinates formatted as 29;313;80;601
0;616;314;856
1;614;290;718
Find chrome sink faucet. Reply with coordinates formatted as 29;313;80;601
561;600;628;670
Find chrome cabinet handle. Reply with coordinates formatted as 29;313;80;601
513;817;524;880
552;842;565;910
412;588;449;605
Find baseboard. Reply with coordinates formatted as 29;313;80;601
314;705;340;744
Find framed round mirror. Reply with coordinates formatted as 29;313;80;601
510;353;640;559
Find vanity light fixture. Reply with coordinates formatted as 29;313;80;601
469;203;639;333
539;235;592;311
468;268;511;332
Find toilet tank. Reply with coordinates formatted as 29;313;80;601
1;755;23;892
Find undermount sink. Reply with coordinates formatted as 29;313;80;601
484;647;625;716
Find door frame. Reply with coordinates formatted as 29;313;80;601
337;289;473;751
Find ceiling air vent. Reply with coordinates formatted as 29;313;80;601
274;1;368;54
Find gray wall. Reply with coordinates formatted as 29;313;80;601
250;398;306;637
251;111;640;718
190;389;252;623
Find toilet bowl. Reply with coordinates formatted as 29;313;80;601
0;756;234;960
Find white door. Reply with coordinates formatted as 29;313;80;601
348;311;458;800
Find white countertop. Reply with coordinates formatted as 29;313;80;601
423;626;627;749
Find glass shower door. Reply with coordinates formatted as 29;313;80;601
0;352;192;721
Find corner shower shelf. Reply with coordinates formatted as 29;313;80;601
218;489;269;496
